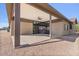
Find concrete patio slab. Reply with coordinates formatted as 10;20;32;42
12;35;50;46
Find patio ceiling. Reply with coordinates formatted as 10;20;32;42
6;3;72;24
28;3;71;23
6;3;13;24
20;3;58;22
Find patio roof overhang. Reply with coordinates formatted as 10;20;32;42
6;3;13;24
6;3;72;25
28;3;72;23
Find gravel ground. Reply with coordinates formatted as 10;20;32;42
0;31;79;56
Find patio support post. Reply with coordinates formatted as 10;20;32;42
49;14;52;39
14;3;20;47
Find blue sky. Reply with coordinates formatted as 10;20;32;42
0;3;8;28
0;3;79;28
49;3;79;22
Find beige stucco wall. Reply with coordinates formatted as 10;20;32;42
11;20;33;35
20;3;58;22
20;21;33;35
51;21;64;36
51;21;71;37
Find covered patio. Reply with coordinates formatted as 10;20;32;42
12;34;50;47
6;3;71;48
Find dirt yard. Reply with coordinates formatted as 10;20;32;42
0;31;79;56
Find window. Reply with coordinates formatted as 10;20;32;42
67;24;69;30
64;24;69;31
64;24;66;31
70;24;72;29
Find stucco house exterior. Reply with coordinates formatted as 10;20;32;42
6;3;74;47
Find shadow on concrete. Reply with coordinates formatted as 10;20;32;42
57;33;79;42
16;33;79;49
16;39;63;49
